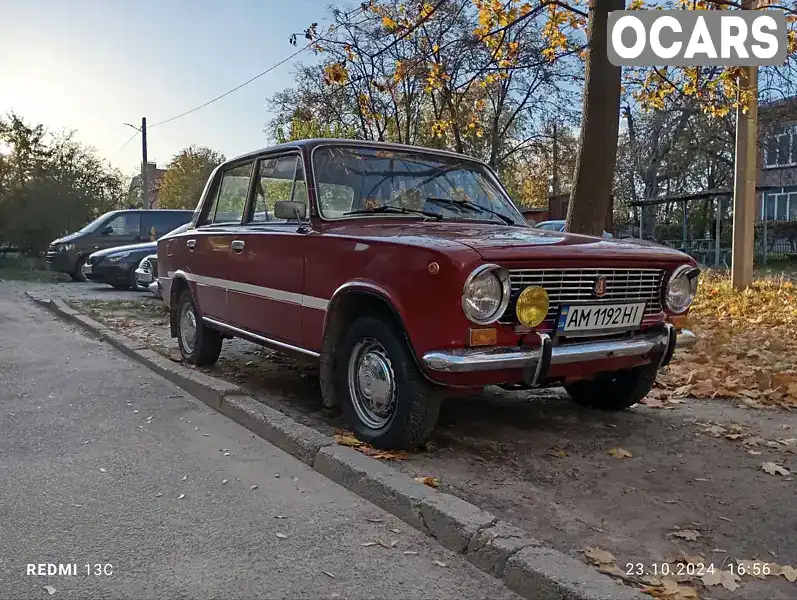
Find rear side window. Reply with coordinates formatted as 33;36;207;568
200;162;254;226
143;212;191;240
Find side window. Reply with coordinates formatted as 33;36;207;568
104;213;141;237
201;163;253;226
248;155;307;224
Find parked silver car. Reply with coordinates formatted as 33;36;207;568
134;254;160;297
535;220;614;238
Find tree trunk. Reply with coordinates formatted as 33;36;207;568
566;0;624;236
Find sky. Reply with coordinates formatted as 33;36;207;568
0;0;348;176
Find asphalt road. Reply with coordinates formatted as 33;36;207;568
0;285;518;600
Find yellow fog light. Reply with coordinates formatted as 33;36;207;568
516;286;549;327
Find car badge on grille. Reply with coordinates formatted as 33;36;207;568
593;276;607;298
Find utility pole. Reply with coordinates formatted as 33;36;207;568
551;122;559;196
731;0;758;289
123;118;149;209
141;117;149;209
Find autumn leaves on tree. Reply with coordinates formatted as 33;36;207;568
281;0;796;234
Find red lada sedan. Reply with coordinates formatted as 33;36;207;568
158;140;699;450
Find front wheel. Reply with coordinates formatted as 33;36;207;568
176;290;222;366
334;316;441;450
564;364;658;411
70;256;88;282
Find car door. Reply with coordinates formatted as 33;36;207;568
225;152;308;347
96;212;142;250
186;160;254;321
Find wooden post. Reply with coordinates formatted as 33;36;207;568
731;0;758;287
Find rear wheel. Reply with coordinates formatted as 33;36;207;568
334;316;441;450
565;364;658;411
70;256;87;282
176;290;222;366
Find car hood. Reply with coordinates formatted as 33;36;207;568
50;232;83;246
90;241;157;260
323;221;690;262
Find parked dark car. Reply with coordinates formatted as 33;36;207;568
84;223;191;290
46;209;194;281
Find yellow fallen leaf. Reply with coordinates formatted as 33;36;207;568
414;476;439;488
762;462;790;476
583;546;615;565
665;550;705;565
779;565;797;582
608;448;633;459
334;433;362;448
597;564;626;579
701;569;741;591
669;529;700;541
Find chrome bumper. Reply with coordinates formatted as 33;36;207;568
422;328;697;377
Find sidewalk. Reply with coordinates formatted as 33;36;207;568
0;289;518;599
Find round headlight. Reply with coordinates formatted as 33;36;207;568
462;265;510;325
665;265;699;314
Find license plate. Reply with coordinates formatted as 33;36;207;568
557;302;646;336
82;264;93;274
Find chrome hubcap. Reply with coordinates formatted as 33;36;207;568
180;303;197;354
348;338;396;430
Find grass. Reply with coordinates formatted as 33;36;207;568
0;255;70;283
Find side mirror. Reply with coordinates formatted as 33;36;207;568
101;225;114;236
274;201;307;221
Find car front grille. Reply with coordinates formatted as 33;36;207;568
500;268;665;325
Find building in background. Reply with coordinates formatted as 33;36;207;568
758;96;797;221
128;162;167;209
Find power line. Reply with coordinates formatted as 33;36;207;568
116;130;140;154
148;4;369;130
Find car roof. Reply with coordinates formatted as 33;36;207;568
226;139;489;168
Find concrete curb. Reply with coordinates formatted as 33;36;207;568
28;291;649;600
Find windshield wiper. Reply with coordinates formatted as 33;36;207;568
424;197;515;225
344;205;443;221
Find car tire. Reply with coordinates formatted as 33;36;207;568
176;290;222;366
335;315;441;450
564;364;658;411
71;256;88;282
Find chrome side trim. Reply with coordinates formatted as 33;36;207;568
181;272;329;311
422;329;674;373
202;317;320;358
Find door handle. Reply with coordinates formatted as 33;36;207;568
186;239;196;251
231;240;245;253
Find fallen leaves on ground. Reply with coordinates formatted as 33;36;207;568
701;568;741;591
656;272;797;409
583;546;615;565
608;448;633;459
669;529;700;541
43;586;56;596
414;476;440;488
647;579;699;599
762;462;790;476
334;431;409;460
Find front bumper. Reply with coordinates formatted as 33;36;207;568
135;267;153;285
422;327;696;380
45;250;76;273
85;262;131;285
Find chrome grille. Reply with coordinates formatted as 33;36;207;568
501;268;665;324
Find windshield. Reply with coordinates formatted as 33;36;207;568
312;146;522;224
78;213;114;234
